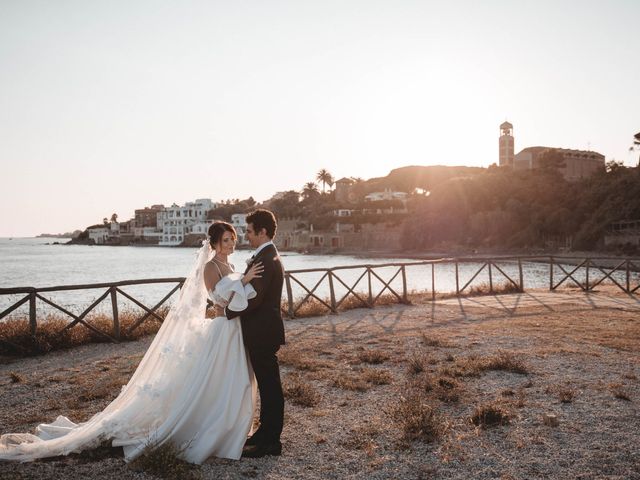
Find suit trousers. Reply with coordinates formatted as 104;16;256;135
248;345;284;443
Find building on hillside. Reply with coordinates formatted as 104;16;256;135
364;189;408;203
159;199;217;246
514;146;604;181
334;177;355;203
135;205;164;228
499;121;514;167
231;213;248;245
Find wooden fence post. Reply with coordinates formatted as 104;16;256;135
431;263;435;301
488;261;493;293
585;258;590;291
626;260;631;293
367;268;373;306
285;273;295;318
455;260;459;296
401;265;408;303
328;271;337;312
549;256;554;290
110;286;120;340
29;290;37;335
518;257;524;292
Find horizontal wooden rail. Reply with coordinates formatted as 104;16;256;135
2;257;639;343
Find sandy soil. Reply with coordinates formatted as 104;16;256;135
1;288;639;479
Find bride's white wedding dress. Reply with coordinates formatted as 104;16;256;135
0;243;257;463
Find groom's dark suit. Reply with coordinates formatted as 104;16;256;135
226;243;285;445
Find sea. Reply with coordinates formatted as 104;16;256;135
1;237;635;320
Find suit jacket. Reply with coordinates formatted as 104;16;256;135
226;243;285;350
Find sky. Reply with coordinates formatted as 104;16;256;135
1;0;639;237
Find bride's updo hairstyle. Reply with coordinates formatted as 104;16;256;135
208;221;237;250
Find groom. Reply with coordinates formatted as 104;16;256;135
224;209;285;458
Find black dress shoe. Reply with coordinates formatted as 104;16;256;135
241;442;282;458
244;431;264;447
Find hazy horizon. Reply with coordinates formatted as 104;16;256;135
2;0;639;236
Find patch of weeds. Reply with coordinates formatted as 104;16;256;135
609;383;631;401
471;402;511;428
341;424;380;450
482;351;529;374
558;388;576;403
278;348;332;372
408;354;426;375
435;376;463;403
333;374;370;392
421;334;452;348
283;374;321;407
129;441;199;480
358;349;389;365
9;372;24;383
390;393;446;443
362;368;392;385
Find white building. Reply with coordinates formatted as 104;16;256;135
364;189;408;202
231;213;248;245
88;226;110;244
159;198;217;246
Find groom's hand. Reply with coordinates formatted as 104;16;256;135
213;305;225;317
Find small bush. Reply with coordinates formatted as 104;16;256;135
408;354;426;374
391;393;446;443
471;403;511;428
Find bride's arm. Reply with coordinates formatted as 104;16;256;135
203;263;221;293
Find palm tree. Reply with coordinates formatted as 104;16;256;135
316;169;334;194
301;181;319;200
103;217;109;225
110;213;118;223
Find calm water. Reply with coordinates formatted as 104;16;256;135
1;238;636;320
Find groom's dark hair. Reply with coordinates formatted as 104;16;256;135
246;209;277;239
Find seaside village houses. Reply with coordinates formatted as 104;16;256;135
86;200;249;247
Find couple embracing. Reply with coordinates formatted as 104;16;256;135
0;209;286;463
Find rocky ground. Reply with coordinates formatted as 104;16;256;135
1;287;639;479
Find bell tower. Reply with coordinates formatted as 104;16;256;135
499;121;514;167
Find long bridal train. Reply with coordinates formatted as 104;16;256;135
0;243;257;463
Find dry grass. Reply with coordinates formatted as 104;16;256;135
283;374;321;407
128;441;200;480
333;373;370;392
278;347;333;372
439;351;529;378
390;392;446;443
0;308;167;357
609;383;631;401
8;372;24;383
361;368;393;385
471;402;512;428
408;354;426;374
357;349;389;365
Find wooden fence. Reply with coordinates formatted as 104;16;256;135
1;256;639;339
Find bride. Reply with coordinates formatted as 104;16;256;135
0;221;263;463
